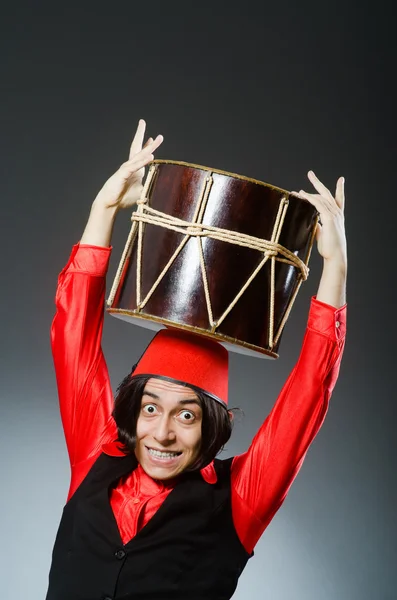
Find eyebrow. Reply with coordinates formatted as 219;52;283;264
143;390;201;407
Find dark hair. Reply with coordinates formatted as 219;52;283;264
112;371;234;471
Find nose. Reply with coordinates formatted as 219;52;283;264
153;415;176;445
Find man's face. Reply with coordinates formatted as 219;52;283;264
134;377;203;480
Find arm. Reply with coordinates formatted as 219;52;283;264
231;172;347;553
51;120;163;497
231;298;346;552
51;244;115;469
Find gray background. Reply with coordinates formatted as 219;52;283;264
1;1;396;599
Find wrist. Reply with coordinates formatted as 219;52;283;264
322;255;347;274
317;259;347;308
91;198;120;219
80;200;119;247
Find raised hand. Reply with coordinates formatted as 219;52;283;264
292;171;347;266
292;171;347;308
80;120;163;248
94;119;164;210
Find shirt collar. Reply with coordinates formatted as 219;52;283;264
101;441;218;485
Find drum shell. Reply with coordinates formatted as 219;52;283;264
107;161;318;358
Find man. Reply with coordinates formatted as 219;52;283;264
46;120;347;599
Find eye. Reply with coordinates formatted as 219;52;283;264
142;404;158;415
178;410;195;422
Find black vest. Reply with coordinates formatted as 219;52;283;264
46;453;252;600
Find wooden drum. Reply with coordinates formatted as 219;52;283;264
107;160;318;358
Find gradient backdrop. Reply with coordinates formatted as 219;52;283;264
1;2;396;599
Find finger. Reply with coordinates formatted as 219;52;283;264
119;154;154;175
315;221;322;241
291;190;325;215
133;134;163;159
143;137;154;149
134;135;163;160
335;176;345;210
290;191;307;200
147;134;164;153
136;140;158;157
296;189;324;214
137;142;159;160
129;119;146;159
307;170;333;200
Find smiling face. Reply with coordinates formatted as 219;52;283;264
134;377;203;481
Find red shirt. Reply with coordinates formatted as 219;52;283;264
51;243;346;554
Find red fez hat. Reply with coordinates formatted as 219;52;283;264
132;329;229;406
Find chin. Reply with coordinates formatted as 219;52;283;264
152;467;179;480
143;462;183;480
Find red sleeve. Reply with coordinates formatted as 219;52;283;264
231;296;347;554
51;243;117;498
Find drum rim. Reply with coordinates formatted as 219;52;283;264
107;307;279;360
152;159;310;203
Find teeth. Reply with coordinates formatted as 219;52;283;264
148;448;180;459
